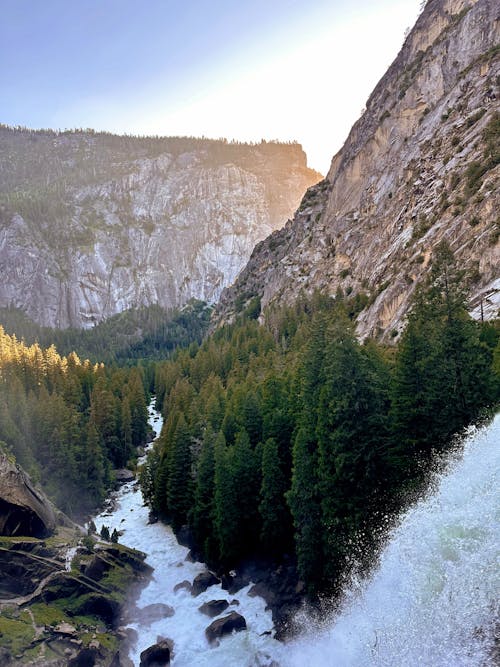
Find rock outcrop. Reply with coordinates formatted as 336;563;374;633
215;0;499;339
0;451;56;537
204;611;247;644
0;133;320;328
0;531;152;666
191;571;221;596
139;639;173;667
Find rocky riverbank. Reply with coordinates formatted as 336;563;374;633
0;449;152;666
0;528;152;667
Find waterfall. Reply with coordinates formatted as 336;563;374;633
278;414;499;666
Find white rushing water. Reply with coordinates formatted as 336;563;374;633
276;414;500;667
93;399;279;667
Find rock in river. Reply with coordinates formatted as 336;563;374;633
198;599;229;618
205;611;247;644
139;639;173;666
191;571;220;596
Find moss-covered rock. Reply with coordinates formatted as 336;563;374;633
0;532;151;665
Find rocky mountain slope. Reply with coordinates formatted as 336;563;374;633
0;131;320;328
216;0;499;338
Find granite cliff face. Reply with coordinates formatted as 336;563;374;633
216;0;499;338
0;133;319;328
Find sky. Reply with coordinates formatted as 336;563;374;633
1;0;423;173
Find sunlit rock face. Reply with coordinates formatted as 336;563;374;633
216;0;499;338
0;133;320;327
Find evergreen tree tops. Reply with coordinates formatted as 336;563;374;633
0;326;150;515
142;243;499;594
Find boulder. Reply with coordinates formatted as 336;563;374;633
191;571;220;596
68;647;98;667
0;452;56;537
220;571;247;594
173;580;192;594
54;622;78;636
198;599;229;618
135;603;175;624
139;639;173;666
114;469;135;484
205;611;247;644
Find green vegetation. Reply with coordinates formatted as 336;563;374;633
141;242;499;595
0;326;149;514
0;300;211;365
464;112;500;195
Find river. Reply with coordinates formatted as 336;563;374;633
93;401;499;666
92;399;280;666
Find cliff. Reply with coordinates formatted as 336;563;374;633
215;0;499;338
0;132;320;328
0;450;56;538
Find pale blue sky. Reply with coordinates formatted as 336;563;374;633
1;1;422;172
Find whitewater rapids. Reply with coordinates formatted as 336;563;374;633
278;414;499;666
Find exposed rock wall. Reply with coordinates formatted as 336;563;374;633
0;133;320;328
216;0;499;338
0;451;56;538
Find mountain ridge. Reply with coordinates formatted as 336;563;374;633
0;129;320;328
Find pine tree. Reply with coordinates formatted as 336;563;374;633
214;433;239;566
167;413;193;530
259;437;292;556
287;314;328;590
191;426;217;561
316;319;388;586
391;241;493;458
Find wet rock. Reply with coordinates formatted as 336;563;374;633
249;582;276;606
191;571;220;596
205;611;247;644
68;647;98;667
220;571;248;594
173;579;192;594
198;599;229;618
175;525;194;549
114;469;135;484
0;547;56;597
184;550;195;562
0;451;56;537
0;648;11;665
74;593;120;626
103;545;153;575
230;599;240;606
84;554;113;581
147;511;158;525
139;639;173;666
135;603;175;624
